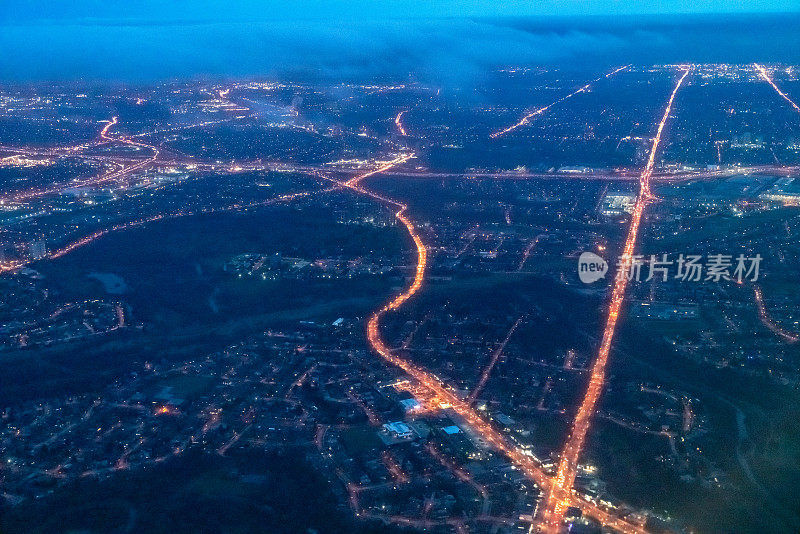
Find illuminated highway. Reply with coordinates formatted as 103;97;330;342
348;150;648;534
752;284;799;343
541;67;691;532
344;153;415;187
2;116;160;202
518;235;544;271
9;150;415;274
755;63;800;113
395;110;408;136
0;189;326;275
490;65;628;139
466;316;523;405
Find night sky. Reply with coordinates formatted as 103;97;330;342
3;0;799;21
1;2;799;82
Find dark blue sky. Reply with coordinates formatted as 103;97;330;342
3;0;799;22
1;4;799;83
